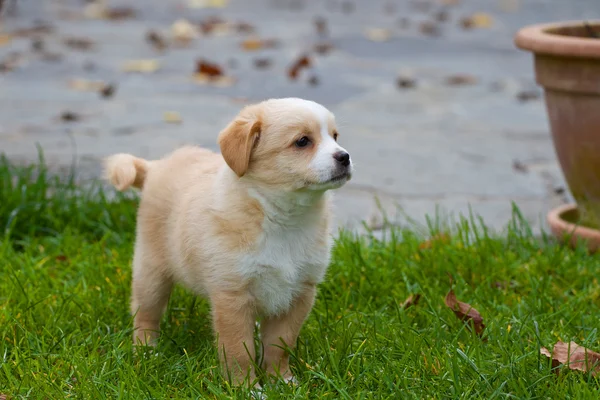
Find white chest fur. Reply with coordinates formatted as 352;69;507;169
238;217;330;317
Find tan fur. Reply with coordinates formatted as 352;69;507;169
103;98;352;387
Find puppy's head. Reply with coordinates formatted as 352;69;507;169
218;98;353;191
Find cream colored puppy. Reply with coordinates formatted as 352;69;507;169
103;98;353;385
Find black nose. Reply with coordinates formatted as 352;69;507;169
333;151;350;167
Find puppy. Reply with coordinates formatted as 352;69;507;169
103;98;353;385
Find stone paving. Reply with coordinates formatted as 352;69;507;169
1;0;598;234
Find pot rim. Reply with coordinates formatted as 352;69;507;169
547;203;600;240
515;20;600;58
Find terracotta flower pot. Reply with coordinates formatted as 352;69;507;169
515;21;600;247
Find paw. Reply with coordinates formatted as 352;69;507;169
283;375;298;385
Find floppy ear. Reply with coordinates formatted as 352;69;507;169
217;115;261;177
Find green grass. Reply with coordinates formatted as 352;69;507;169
2;157;600;399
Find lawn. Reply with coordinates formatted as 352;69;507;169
1;158;600;399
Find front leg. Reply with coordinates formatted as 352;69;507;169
260;283;317;382
211;290;257;386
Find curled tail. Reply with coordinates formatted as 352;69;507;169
103;153;150;191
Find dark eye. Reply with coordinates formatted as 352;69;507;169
333;132;338;141
295;136;311;148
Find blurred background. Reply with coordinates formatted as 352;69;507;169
0;0;598;234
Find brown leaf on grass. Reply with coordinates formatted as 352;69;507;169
445;287;485;336
146;30;168;51
364;28;392;42
60;111;80;122
307;75;320;86
240;37;279;51
195;59;223;77
445;74;478;86
122;59;160;73
164;111;182;124
314;16;328;36
512;159;528;173
516;90;540;102
11;24;54;37
235;22;256;34
64;37;95;51
434;9;450;22
0;34;11;47
55;255;68;262
198;16;229;35
105;7;136;21
541;341;600;375
194;59;235;86
100;84;116;99
419;233;450;249
397;76;417;89
460;13;493;29
419;21;441;36
253;58;273;69
402;293;421;309
314;42;334;55
69;78;106;92
288;54;312;80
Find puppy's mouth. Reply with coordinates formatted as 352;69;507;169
326;171;352;183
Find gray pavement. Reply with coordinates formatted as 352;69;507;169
1;0;598;234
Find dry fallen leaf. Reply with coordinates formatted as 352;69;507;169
188;0;228;8
122;59;160;73
60;111;80;122
402;293;421;309
198;16;231;35
55;255;68;262
193;59;235;86
308;75;320;86
445;286;485;336
240;37;279;51
516;90;540;102
253;58;273;69
171;19;198;43
460;12;493;29
164;111;182;124
69;78;106;92
314;16;328;36
146;30;168;51
288;54;312;80
105;7;136;20
314;42;334;55
364;28;392;42
100;84;116;99
434;10;450;22
512;160;528;173
64;37;95;51
235;22;256;34
195;59;223;77
419;21;441;36
541;341;600;375
419;233;450;249
84;3;136;20
445;74;478;86
0;34;11;47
